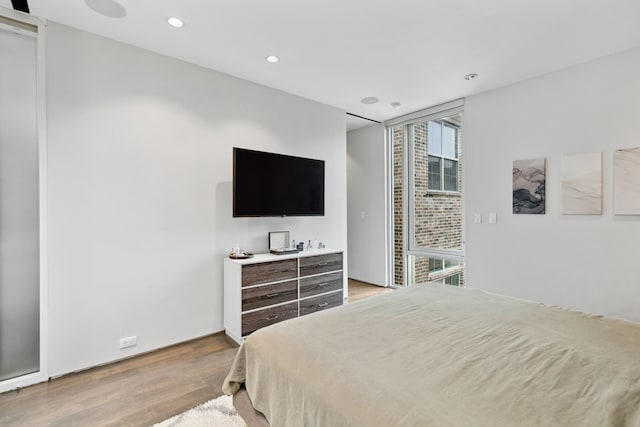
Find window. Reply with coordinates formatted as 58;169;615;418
387;99;464;287
423;257;462;287
429;273;460;287
428;258;458;273
444;274;460;286
428;257;442;273
427;121;459;192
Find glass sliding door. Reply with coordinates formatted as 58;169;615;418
0;20;40;382
388;102;464;287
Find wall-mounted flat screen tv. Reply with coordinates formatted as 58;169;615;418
233;147;325;217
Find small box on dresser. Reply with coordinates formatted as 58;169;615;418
224;249;344;344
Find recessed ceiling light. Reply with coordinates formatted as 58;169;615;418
391;102;401;109
265;55;279;63
360;97;379;105
464;73;478;80
167;17;184;28
85;0;127;18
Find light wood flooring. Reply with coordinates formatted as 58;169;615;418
0;279;390;426
348;278;393;302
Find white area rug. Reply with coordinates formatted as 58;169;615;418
152;395;246;427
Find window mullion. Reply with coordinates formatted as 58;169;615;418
440;154;445;191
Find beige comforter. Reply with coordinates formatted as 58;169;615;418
223;284;640;426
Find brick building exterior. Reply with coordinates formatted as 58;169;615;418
392;126;404;285
392;116;464;286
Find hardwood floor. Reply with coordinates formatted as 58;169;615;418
347;278;393;303
0;334;238;427
0;280;391;426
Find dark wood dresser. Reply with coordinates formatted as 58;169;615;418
224;250;344;343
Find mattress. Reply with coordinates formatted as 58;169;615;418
223;283;640;426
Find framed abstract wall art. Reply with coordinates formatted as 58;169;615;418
561;152;602;215
614;147;640;215
513;158;546;214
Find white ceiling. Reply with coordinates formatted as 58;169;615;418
3;0;640;131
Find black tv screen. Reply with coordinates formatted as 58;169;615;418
233;147;325;217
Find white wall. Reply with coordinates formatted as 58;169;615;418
346;124;387;286
464;46;640;323
46;22;347;376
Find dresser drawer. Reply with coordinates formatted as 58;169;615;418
242;259;297;287
299;253;343;277
300;271;343;298
300;291;343;316
242;302;298;336
242;280;298;311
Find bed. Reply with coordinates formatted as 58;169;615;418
222;283;640;426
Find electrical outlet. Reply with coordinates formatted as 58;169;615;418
119;336;137;349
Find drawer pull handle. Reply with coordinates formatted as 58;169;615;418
318;302;329;307
318;282;329;287
265;315;279;321
318;262;329;266
266;293;279;297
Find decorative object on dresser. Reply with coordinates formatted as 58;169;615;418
228;251;253;260
224;249;344;343
228;244;253;259
268;231;290;251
